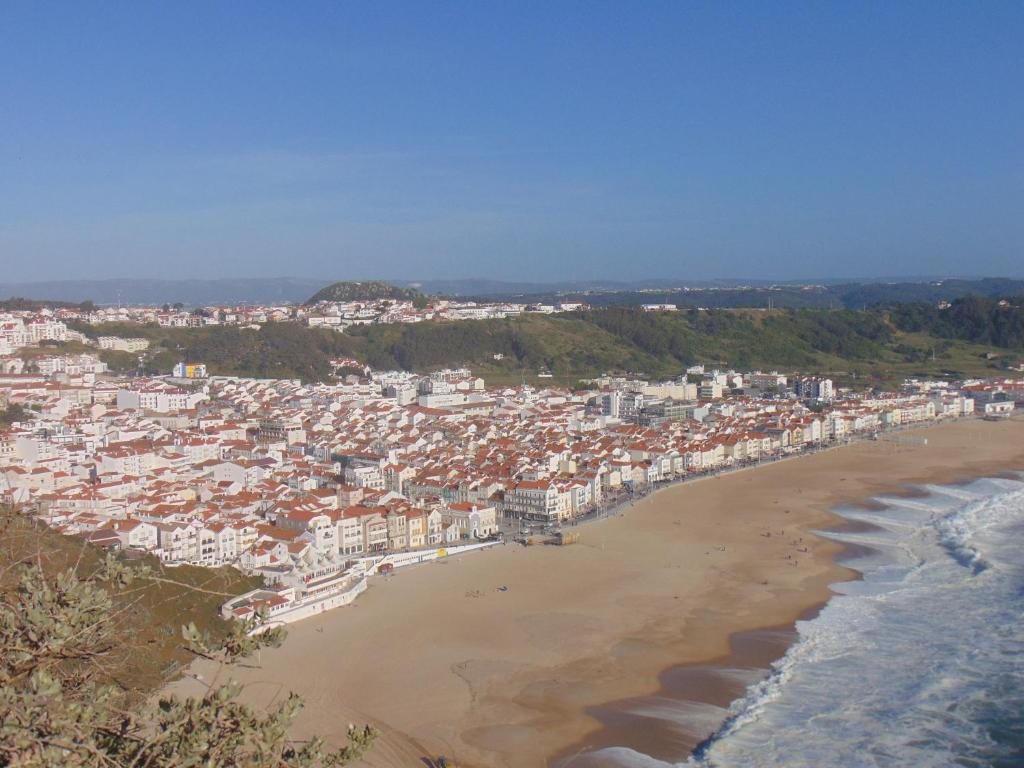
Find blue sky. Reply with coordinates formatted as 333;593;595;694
2;1;1022;283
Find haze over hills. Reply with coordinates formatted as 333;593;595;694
0;277;328;306
514;278;1024;311
4;276;1024;309
1;276;819;305
406;276;996;297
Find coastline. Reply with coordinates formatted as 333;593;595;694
554;417;1024;766
549;526;868;766
166;416;1024;768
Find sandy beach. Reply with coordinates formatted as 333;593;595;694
168;417;1024;768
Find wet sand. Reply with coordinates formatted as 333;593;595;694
553;622;803;766
167;417;1024;768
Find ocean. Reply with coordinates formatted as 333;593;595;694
569;474;1024;768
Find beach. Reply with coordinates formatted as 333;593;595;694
167;417;1024;768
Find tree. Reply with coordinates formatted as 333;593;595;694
0;404;28;428
98;350;139;373
0;509;377;767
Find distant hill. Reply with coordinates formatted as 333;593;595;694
4;275;1022;310
305;280;425;305
462;277;1024;310
0;297;96;312
401;278;643;296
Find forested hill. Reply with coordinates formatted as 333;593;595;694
305;281;426;305
885;294;1024;349
72;296;1024;387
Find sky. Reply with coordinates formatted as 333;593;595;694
2;1;1022;284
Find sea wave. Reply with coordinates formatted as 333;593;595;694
570;476;1024;768
687;477;1024;768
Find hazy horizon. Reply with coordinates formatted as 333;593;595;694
4;272;1024;289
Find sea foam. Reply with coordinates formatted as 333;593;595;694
576;476;1024;768
690;476;1024;768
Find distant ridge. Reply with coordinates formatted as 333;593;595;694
408;277;1024;308
0;278;326;306
2;276;1021;309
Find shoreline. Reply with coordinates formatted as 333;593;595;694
166;416;1024;768
549;518;874;767
548;417;977;546
552;420;1024;767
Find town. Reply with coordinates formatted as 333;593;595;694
1;294;586;336
2;306;1020;628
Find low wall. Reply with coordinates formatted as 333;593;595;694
245;540;502;631
255;576;368;630
357;539;501;573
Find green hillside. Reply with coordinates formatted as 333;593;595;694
68;297;1024;388
0;505;261;696
305;280;426;305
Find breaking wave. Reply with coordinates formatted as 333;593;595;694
574;475;1024;768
